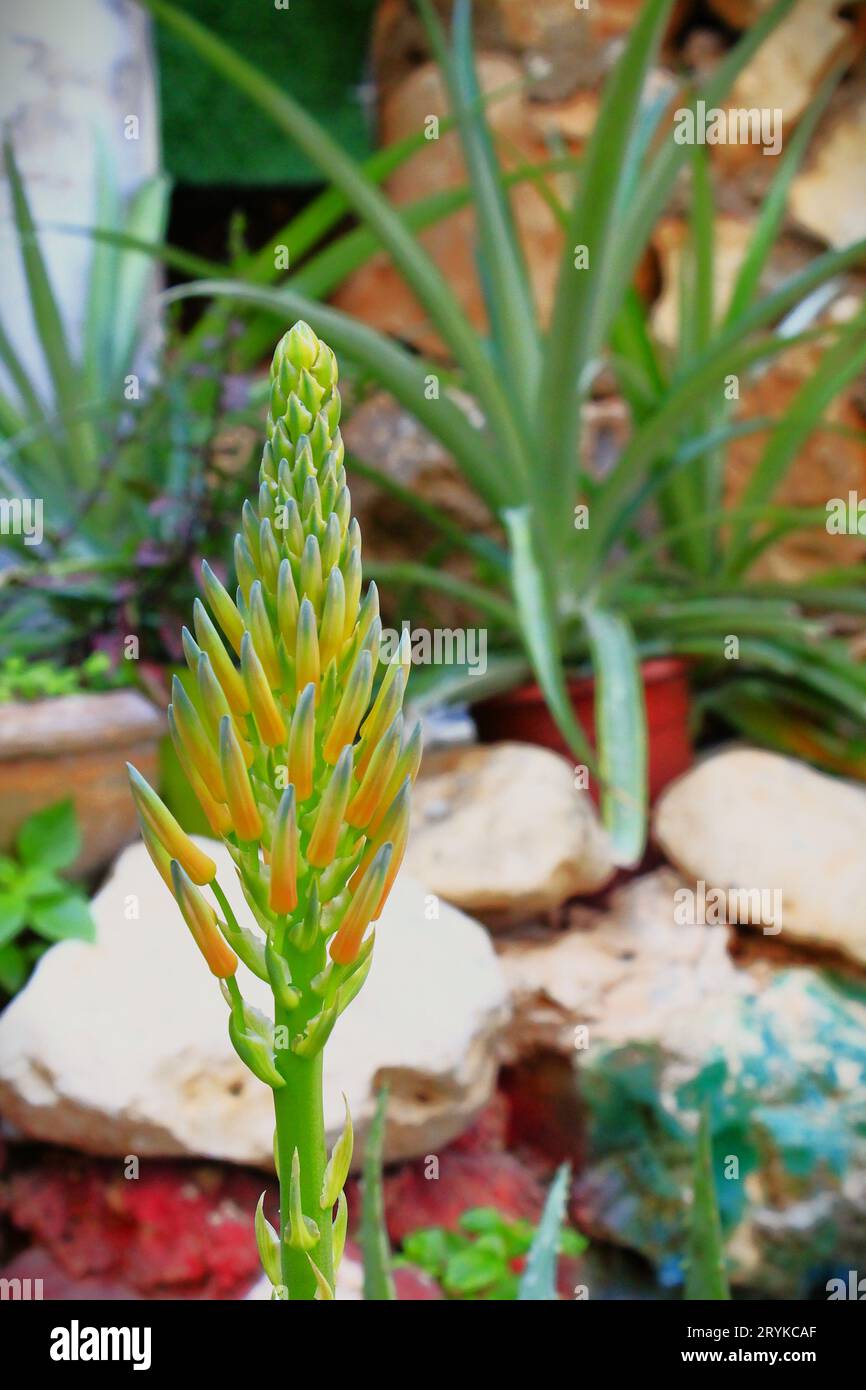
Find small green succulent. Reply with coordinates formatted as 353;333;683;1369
0;652;128;704
0;800;95;996
399;1206;588;1300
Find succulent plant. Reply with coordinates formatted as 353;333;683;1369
127;321;420;1300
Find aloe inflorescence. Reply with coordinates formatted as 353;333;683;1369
127;320;420;1300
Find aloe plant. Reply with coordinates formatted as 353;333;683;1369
127;321;418;1301
0;141;168;515
141;0;866;858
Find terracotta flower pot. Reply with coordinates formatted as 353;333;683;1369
0;690;163;876
472;657;693;803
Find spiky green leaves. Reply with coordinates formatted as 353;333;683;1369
321;1094;353;1210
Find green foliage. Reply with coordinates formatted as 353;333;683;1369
140;0;866;857
685;1103;730;1301
0;801;95;997
399;1198;586;1300
517;1163;574;1301
0;140;168;501
0;652;131;704
0;141;256;666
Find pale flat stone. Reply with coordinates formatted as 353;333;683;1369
653;747;866;966
790;85;866;249
0;840;510;1168
405;742;615;927
498;868;750;1060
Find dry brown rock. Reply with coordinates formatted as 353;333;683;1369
651;215;754;349
713;2;860;168
725;300;866;582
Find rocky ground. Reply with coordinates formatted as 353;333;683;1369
1;740;865;1299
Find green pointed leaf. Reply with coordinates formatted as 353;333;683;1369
685;1103;730;1300
254;1191;282;1287
518;1163;571;1301
540;0;674;560
582;609;647;867
286;1148;320;1251
503;506;593;767
0;895;27;949
0;942;29;994
307;1254;335;1300
29;894;95;944
17;798;80;870
321;1092;354;1210
332;1190;348;1273
361;1085;396;1301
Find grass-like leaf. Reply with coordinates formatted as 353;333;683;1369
685;1103;730;1301
361;1086;396;1302
517;1163;571;1301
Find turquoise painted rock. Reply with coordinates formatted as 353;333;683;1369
575;969;866;1297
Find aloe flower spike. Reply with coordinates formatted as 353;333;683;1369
129;321;414;1302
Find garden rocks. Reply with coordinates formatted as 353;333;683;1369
790;81;866;249
405;742;616;926
575;968;866;1297
653;747;866;967
0;839;510;1169
497;869;747;1058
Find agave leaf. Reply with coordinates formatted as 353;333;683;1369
517;1163;571;1301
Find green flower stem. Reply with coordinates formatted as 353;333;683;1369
274;1007;334;1299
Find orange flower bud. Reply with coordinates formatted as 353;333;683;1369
341;547;362;641
355;668;405;780
248;581;282;688
241;633;288;747
318;567;345;670
329;844;392;965
219;716;263;843
127;763;216;885
170;861;237;977
193;599;250;717
295;597;320;695
259;517;282;593
234;534;257;601
277;557;299;651
300;534;323;612
269;787;298;914
288;682;316;801
307;746;353;867
322;650;373;765
352;777;411;889
368;721;422;836
167;708;233;838
345;713;402;830
170;676;227;803
138;816;175;893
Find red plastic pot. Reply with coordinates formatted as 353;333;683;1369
472;657;693;803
